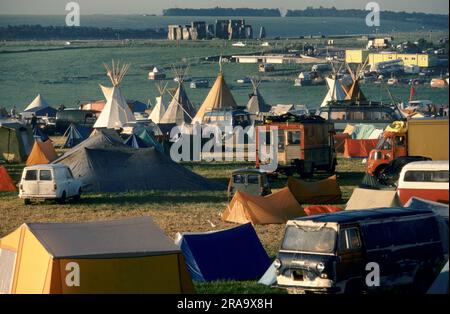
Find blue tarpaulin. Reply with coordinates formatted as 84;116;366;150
175;223;271;282
33;127;49;142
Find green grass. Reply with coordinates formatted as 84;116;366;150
0;156;367;293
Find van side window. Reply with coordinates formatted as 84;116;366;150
404;170;449;183
233;175;245;184
25;170;37;181
339;228;361;251
288;131;301;144
247;175;259;184
39;170;52;181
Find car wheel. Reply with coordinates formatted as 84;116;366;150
73;188;81;201
24;199;31;205
57;191;66;204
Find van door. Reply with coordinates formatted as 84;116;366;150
37;169;54;196
336;226;365;288
22;169;38;195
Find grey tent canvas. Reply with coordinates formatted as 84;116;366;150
53;129;218;192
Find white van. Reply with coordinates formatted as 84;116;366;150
19;164;82;204
397;161;449;205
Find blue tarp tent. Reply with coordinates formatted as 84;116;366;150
63;123;92;148
124;134;150;149
33;127;49;142
175;223;271;282
405;197;449;221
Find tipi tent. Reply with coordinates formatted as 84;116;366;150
346;188;401;210
149;83;168;124
159;79;196;125
93;61;136;129
26;139;58;166
320;76;347;107
24;94;50;111
53;129;218;192
288;175;342;205
0;121;33;163
175;223;271;281
192;70;238;124
222;187;305;225
345;63;366;102
0;165;16;191
246;79;270;115
0;217;194;294
63;123;92;148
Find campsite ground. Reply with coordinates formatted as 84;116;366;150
0;154;366;294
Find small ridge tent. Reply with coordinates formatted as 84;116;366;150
0;121;33;163
0;165;16;191
192;68;237;124
53;129;217;192
26;139;58;166
136;128;164;153
246;79;270;115
93;61;136;129
0;217;194;294
63;123;92;148
346;188;401;210
175;223;271;281
222;187;305;225
288;175;342;205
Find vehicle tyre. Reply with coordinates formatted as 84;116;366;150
57;191;66;204
73;189;81;201
413;267;434;294
24;198;31;205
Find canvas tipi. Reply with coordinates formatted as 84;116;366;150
246;78;270;115
159;68;196;125
320;64;347;107
24;94;50;111
192;63;238;124
149;83;167;124
93;61;136;129
345;62;367;102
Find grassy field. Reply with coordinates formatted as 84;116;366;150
0;154;366;294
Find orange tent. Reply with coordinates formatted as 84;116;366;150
304;205;342;216
288;175;342;205
343;138;378;158
0;165;16;191
334;133;350;154
222;187;305;225
26;140;58;166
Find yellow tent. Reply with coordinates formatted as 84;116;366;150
222;187;305;225
288;175;342;205
26;139;58;166
0;217;194;294
192;72;237;123
346;188;401;210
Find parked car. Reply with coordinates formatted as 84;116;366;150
19;164;82;204
227;168;271;199
397;160;449;205
275;207;446;294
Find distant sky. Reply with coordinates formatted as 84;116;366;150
0;0;448;15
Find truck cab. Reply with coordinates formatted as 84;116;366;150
367;131;407;176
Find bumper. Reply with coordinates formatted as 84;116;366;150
276;284;342;294
19;194;58;199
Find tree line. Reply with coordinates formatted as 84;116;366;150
163;7;281;17
0;25;167;41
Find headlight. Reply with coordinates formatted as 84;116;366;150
316;262;325;272
274;259;282;269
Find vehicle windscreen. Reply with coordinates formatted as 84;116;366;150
282;225;337;254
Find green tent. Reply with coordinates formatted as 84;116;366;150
137;128;165;154
0;121;33;163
